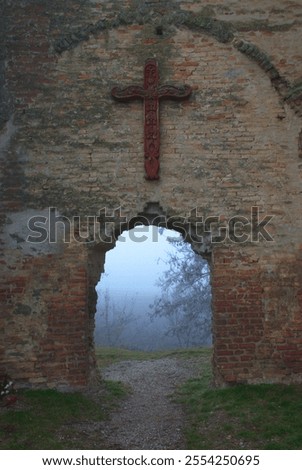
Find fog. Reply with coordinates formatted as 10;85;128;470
94;227;212;351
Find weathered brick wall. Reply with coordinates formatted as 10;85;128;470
1;0;302;389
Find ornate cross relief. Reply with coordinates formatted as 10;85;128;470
111;59;192;180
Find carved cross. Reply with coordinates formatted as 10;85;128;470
111;59;192;180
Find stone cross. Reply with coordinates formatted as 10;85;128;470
111;59;192;180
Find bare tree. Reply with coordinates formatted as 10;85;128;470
150;235;212;347
95;289;136;347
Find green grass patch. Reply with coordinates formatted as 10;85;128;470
178;365;302;449
0;380;127;450
95;345;212;369
4;347;300;450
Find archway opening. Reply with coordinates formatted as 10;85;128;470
94;225;212;352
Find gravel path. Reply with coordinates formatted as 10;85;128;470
101;357;201;449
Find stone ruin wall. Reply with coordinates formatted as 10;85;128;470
1;0;302;389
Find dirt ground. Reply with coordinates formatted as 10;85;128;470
100;356;201;449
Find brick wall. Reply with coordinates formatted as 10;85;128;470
1;0;302;389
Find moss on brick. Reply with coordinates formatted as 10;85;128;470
53;9;236;54
285;82;302;101
14;304;32;316
183;12;234;43
233;19;295;32
233;38;280;79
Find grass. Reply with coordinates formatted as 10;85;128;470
2;347;302;449
176;353;302;449
98;347;302;449
0;380;127;450
95;345;210;368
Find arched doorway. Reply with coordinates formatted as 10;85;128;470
94;225;212;352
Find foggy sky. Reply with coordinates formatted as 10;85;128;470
96;226;181;302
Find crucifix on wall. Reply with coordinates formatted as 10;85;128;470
111;59;192;180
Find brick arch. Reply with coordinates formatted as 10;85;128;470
1;3;302;390
53;9;302;117
89;203;213;362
